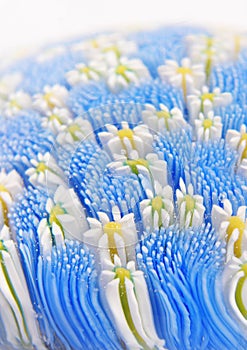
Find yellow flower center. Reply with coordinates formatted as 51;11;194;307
49;114;63;124
49;204;66;238
206;37;214;48
185;194;195;212
117;128;135;153
203;119;213;130
201;92;215;103
115;267;131;282
79;66;90;74
226;216;245;258
44;92;56;109
114;267;152;349
36;162;49;174
156;110;171;129
176;67;192;100
104;221;122;262
238;133;247;160
68;124;82;141
0;184;11;226
235;262;247;319
9;99;21;110
116;64;128;76
151;196;164;228
103;45;121;57
125;158;149;175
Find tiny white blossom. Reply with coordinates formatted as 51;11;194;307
56;117;95;145
66;61;107;86
0;91;32;117
37;185;88;254
100;256;165;349
0;169;23;226
106;57;150;92
222;253;247;327
187;86;232;122
99;121;153;159
142;103;187;132
108;152;168;188
176;178;205;229
194;111;222;142
140;181;174;230
72;33;137;59
25;152;65;189
83;206;137;266
33;84;69;113
158;58;206;99
41;107;72;134
226;124;247;177
212;199;247;260
0;226;46;349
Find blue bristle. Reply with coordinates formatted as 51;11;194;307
137;225;247;350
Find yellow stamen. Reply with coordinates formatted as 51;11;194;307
203;48;214;79
235;263;247;319
104;222;122;262
226;216;245;258
9;99;21;110
49;114;63;124
114;267;152;350
201;92;215;103
68;124;81;141
156;110;171;130
185;194;195;212
125;158;149;175
103;45;121;58
203;119;213;130
151;196;164;228
177;66;192;101
36;162;49;174
238;133;247;161
206;37;214;48
44;92;56;109
49;204;66;238
0;184;11;226
117;128;135;152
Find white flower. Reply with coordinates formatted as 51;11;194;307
56;117;95;145
33;84;69;113
36;45;66;63
0;226;46;349
38;185;88;254
0;73;22;99
100;256;165;349
194;111;222;142
187;86;232;122
83;206;137;266
108;153;168;188
72;33;137;59
176;178;205;229
140;182;174;230
158;58;206;99
142;103;187;132
41;107;72;134
222;253;247;327
106;57;150;92
0;169;23;226
25;152;65;189
99;121;153;159
1;90;32;117
186;34;229;68
226;125;247;177
211;199;247;259
66;61;107;86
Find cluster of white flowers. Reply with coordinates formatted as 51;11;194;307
37;185;88;255
0;73;31;117
67;34;150;92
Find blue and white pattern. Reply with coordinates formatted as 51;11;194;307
1;25;247;349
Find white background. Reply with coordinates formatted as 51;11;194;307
0;0;246;56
